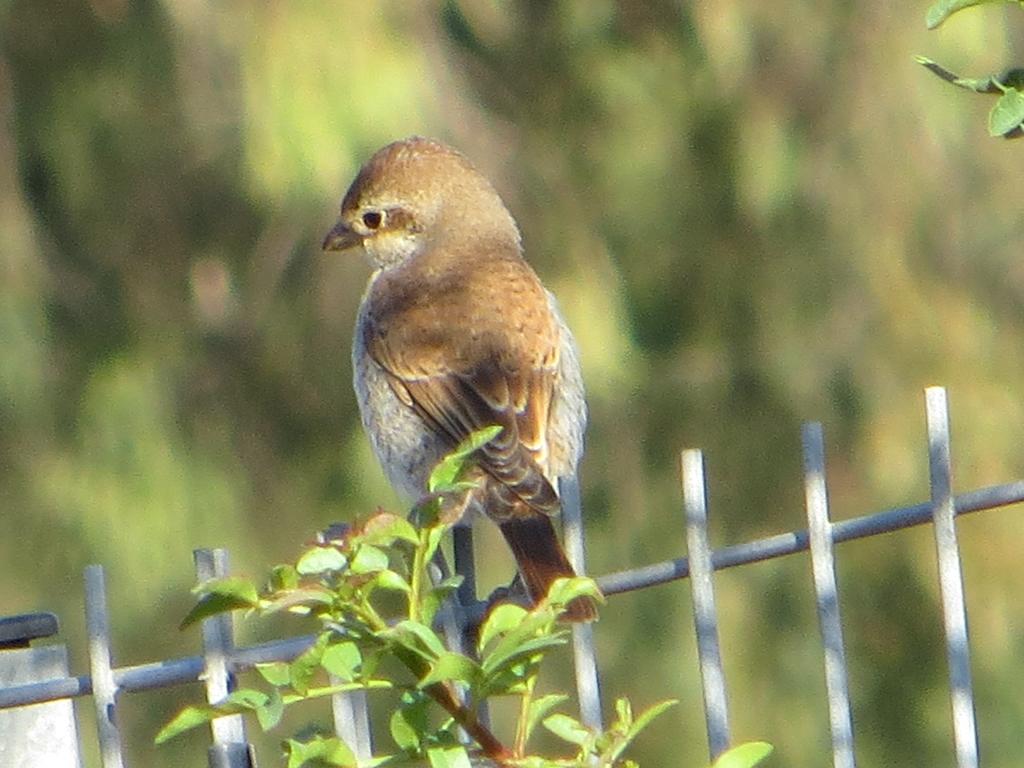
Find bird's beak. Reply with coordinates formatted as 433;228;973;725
322;220;361;252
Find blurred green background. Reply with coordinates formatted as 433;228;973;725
2;1;1023;766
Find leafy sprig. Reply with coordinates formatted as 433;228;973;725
919;0;1024;137
156;428;769;768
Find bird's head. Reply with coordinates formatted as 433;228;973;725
322;137;520;270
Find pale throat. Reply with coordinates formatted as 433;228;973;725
363;231;427;270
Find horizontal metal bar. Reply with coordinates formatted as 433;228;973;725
0;635;317;710
0;612;60;648
597;479;1024;596
0;674;91;709
3;477;1022;712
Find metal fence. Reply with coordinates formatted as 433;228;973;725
1;386;1019;767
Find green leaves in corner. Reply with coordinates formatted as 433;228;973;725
916;57;1024;137
919;1;1024;138
925;0;1022;29
710;741;774;768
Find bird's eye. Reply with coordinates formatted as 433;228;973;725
362;210;383;230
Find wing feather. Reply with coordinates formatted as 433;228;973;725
364;252;564;517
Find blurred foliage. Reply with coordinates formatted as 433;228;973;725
1;1;1022;766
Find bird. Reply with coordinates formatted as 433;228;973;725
322;137;596;622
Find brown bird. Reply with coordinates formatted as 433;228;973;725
322;137;596;621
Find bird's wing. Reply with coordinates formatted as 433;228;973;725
364;257;563;516
377;350;562;517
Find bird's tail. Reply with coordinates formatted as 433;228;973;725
498;515;598;622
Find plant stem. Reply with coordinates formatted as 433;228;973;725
391;645;510;762
409;529;427;623
358;594;389;633
424;680;511;762
514;677;536;757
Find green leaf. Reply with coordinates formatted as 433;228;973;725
544;577;602;612
256;661;292;687
372;569;411;598
155;705;219;743
627;699;678;742
420;575;463;627
223;688;270;710
389;708;421;752
543;713;592;747
350;544;390;574
418;651;482;689
525;693;569;743
321;641;362;682
988;88;1024;136
387;620;447;660
426;744;473;768
270;563;300;591
290;632;330;695
422;525;448;564
492;633;567;670
256;686;285;731
361;512;419;546
389;692;430;751
284;735;357;768
711;741;775;768
606;698;679;764
428;425;503;492
261;586;336;616
481;632;568;683
477;603;529;653
478;606;558;676
180;577;260;629
925;0;1011;29
156;688;272;743
296;546;347;575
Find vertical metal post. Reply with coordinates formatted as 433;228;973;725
0;613;82;768
560;475;603;730
194;549;255;768
802;423;857;768
85;565;125;768
451;525;491;731
452;525;478;612
317;524;375;756
924;387;979;768
681;449;730;760
331;685;373;761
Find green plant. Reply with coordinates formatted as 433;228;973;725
156;428;771;768
918;0;1024;137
